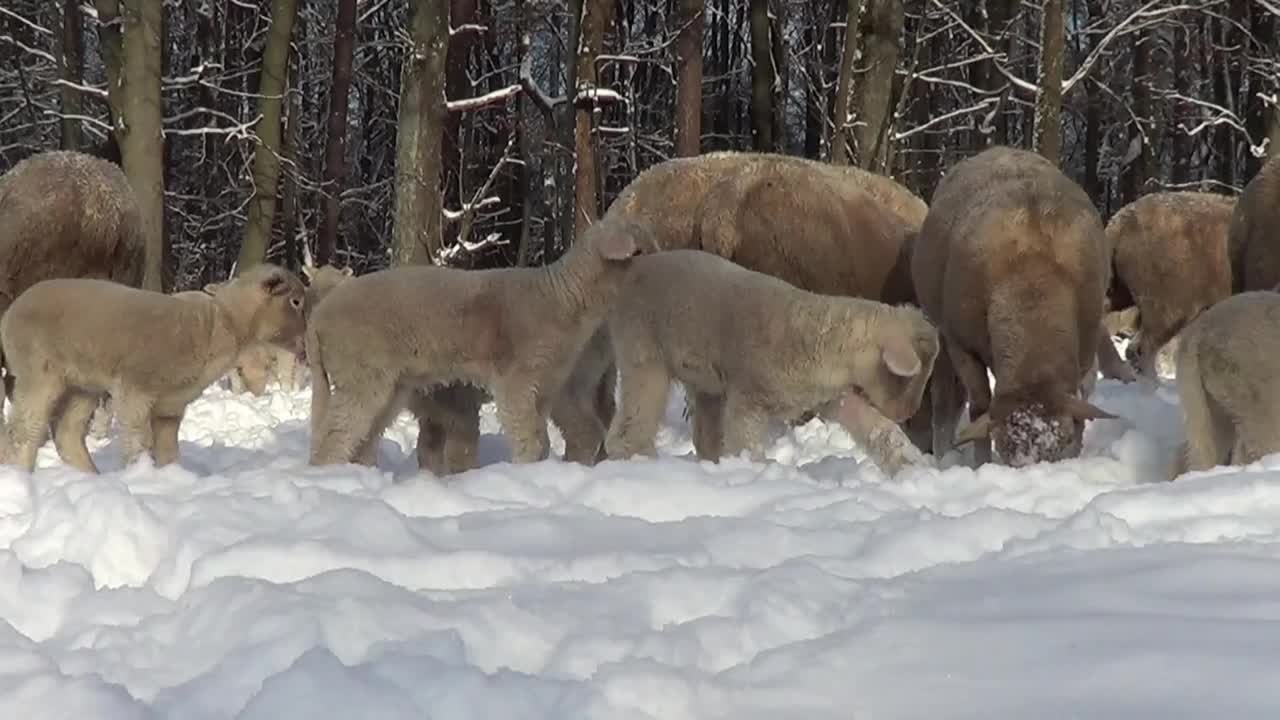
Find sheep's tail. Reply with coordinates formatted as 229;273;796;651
307;322;329;458
1171;328;1224;479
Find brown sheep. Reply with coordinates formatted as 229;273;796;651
911;146;1117;467
1105;191;1235;381
1171;291;1280;477
0;150;145;412
0;264;307;473
1228;153;1280;292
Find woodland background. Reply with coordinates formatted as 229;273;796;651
0;0;1276;291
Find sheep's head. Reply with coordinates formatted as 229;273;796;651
588;217;661;263
214;263;308;358
855;307;940;423
956;391;1116;466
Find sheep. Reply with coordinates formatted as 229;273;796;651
911;146;1117;468
0;264;307;473
603;249;939;462
1171;291;1280;477
306;216;655;467
1228;153;1280;292
1105;191;1235;382
0;150;145;413
689;155;932;448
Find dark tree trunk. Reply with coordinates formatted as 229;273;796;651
317;0;357;266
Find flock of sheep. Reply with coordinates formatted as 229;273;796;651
0;144;1277;480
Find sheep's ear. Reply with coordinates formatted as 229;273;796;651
260;271;291;296
880;334;922;377
202;282;222;295
953;413;992;445
594;226;640;260
1062;394;1117;421
301;264;315;281
339;266;354;277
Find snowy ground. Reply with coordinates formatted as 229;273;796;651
3;345;1280;719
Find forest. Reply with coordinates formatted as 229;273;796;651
0;0;1275;291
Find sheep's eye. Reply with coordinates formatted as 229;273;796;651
289;296;303;310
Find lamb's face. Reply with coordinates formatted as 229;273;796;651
230;265;309;358
857;326;940;424
991;400;1084;467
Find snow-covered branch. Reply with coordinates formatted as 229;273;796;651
446;84;520;113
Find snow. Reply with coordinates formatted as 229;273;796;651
4;346;1280;719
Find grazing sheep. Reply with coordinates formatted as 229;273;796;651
307;216;655;467
1106;191;1235;381
604;250;939;462
0;264;307;473
0;150;145;412
911;146;1116;467
1172;291;1280;477
1228;153;1280;292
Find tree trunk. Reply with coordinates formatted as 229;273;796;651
831;0;865;165
1124;29;1151;202
770;0;788;152
96;0;166;291
59;0;84;151
572;0;615;240
279;53;302;270
1171;21;1191;185
443;0;479;249
673;0;704;157
317;0;357;267
559;0;582;250
1032;0;1064;163
748;0;773;150
854;0;902;171
391;0;448;265
238;0;300;270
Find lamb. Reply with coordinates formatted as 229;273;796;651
307;216;655;467
1171;291;1280;477
0;150;145;412
603;249;939;462
1105;191;1235;381
911;146;1117;467
1227;153;1280;292
0;264;307;473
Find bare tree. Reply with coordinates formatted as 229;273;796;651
1033;0;1065;163
392;0;448;265
95;0;166;290
238;0;300;269
749;0;773;150
316;0;357;266
674;0;704;157
831;0;865;165
571;0;615;239
58;0;83;151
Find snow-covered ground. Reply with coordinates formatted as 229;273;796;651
3;346;1280;719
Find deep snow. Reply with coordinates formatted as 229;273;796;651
2;347;1280;719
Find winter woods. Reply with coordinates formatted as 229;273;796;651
0;0;1275;289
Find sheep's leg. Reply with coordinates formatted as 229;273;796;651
949;343;993;467
493;383;550;464
312;381;396;466
551;390;607;465
52;390;102;474
1174;347;1232;475
902;382;933;453
88;395;113;439
151;414;183;467
720;391;769;462
928;342;963;460
1229;405;1279;467
4;376;66;472
689;391;725;462
1094;330;1136;383
113;393;156;468
605;362;670;460
354;386;407;467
